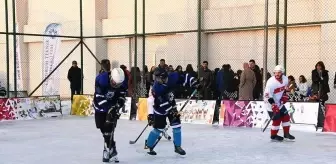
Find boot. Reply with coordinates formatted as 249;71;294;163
174;146;186;155
270;135;284;142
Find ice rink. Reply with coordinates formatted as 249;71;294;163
1;116;336;164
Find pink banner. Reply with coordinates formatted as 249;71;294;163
0;98;18;121
223;100;254;127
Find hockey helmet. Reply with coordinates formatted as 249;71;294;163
111;68;125;88
154;69;168;83
273;65;285;73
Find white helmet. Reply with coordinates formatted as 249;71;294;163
111;68;125;88
273;65;285;73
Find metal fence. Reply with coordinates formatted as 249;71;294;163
1;0;336;102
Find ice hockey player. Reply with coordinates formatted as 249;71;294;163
93;59;126;163
264;65;295;142
146;91;171;141
145;69;199;156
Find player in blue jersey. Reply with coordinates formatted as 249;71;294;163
145;69;199;156
93;59;126;163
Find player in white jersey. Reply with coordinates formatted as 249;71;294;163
264;65;295;141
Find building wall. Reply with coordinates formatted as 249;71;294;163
0;0;336;101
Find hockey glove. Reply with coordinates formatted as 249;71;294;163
169;108;181;119
271;104;280;113
147;114;154;126
280;94;289;105
107;105;121;121
117;97;126;109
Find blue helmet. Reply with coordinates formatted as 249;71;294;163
154;68;168;79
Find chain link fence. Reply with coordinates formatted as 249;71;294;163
0;0;336;102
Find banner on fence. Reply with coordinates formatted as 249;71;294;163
42;23;61;96
323;104;336;132
137;98;215;125
71;95;131;119
0;96;62;121
221;100;319;129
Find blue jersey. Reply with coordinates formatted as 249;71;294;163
93;71;126;113
152;72;195;115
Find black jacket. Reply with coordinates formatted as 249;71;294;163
311;69;330;95
67;66;82;87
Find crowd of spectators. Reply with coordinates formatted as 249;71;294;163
118;59;332;127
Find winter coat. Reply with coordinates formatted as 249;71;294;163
239;69;256;100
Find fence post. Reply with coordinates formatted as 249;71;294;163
80;0;84;94
142;0;145;74
12;0;17;97
275;0;280;65
197;0;201;78
5;0;10;98
283;0;288;75
134;0;138;87
263;0;269;90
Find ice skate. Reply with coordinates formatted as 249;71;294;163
102;149;110;163
147;148;157;155
284;133;295;141
174;146;186;155
212;121;219;127
270;135;284;142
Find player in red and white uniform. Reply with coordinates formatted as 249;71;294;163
264;65;295;141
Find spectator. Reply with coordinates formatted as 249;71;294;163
287;75;297;93
249;59;263;100
148;66;156;86
129;66;142;120
234;70;242;98
199;61;213;100
184;64;197;96
297;75;308;96
312;61;330;102
220;64;235;100
312;61;330;128
120;65;130;92
168;65;174;74
239;63;256;100
174;65;184;98
143;65;150;97
157;59;168;74
67;60;82;100
261;68;271;80
334;72;336;89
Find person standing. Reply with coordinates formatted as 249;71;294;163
239;63;256;100
67;60;82;100
199;61;212;100
249;59;263;100
311;61;330;128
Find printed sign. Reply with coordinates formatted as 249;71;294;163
137;98;215;125
71;95;94;116
71;95;131;120
0;96;62;121
136;98;149;121
176;100;216;124
0;98;17;121
221;100;319;130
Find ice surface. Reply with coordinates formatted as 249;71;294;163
1;116;336;164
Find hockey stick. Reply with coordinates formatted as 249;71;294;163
129;124;149;144
262;103;294;132
129;89;197;145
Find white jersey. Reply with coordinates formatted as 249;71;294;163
263;75;288;111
